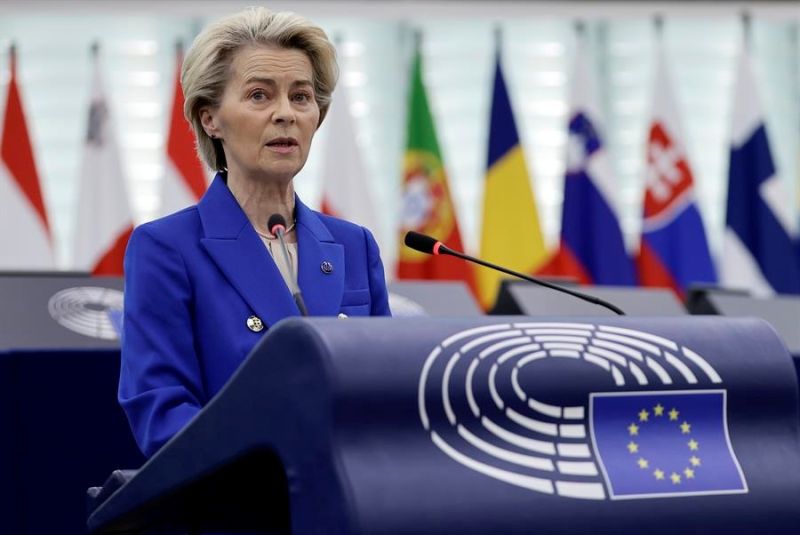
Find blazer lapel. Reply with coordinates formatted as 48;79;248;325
197;175;298;328
295;198;344;316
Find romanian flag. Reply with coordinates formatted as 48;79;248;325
477;49;547;308
396;42;475;292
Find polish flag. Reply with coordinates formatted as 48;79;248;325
73;45;134;275
159;43;207;216
0;45;54;269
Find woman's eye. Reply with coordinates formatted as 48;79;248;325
293;92;312;103
250;90;266;101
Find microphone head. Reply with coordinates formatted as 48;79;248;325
404;231;440;255
268;213;287;235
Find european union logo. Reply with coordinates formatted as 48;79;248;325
590;390;747;499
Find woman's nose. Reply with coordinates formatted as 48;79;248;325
272;96;296;124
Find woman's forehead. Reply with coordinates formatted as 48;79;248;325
229;44;314;84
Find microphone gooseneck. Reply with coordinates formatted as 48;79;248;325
268;213;309;316
404;230;625;316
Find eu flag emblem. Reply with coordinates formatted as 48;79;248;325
590;390;747;499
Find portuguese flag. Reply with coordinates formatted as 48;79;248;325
396;42;476;294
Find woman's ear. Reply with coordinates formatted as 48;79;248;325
200;107;219;139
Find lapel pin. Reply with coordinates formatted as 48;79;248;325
246;315;264;332
321;261;334;274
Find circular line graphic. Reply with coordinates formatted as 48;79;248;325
418;322;722;501
48;286;123;340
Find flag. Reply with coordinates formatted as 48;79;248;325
396;43;475;291
0;45;54;269
591;390;747;499
722;49;800;295
159;43;207;217
477;48;547;308
319;68;380;243
73;45;134;275
539;41;635;285
637;45;717;298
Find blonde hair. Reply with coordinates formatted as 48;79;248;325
182;7;338;170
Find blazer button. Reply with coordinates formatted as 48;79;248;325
246;315;264;332
320;261;333;274
338;313;348;319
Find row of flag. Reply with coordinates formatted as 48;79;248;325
395;36;800;306
1;37;799;305
0;44;204;275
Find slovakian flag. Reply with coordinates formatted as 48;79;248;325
722;49;800;295
477;47;547;309
159;43;208;217
637;45;717;298
73;45;134;276
397;41;476;293
539;41;635;285
0;45;54;269
319;63;381;246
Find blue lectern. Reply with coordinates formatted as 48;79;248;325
89;317;800;534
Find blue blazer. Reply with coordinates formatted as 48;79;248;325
119;174;391;457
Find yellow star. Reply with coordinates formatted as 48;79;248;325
688;439;699;451
639;409;650;422
680;421;692;434
627;441;639;453
669;408;679;421
671;472;681;484
637;458;649;469
690;456;701;467
628;423;639;436
653;468;665;480
684;468;695;479
653;404;664;416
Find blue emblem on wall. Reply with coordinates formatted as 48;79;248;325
591;390;747;499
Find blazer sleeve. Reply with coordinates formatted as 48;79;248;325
118;225;204;457
364;227;392;316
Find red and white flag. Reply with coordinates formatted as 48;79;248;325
0;45;54;269
319;81;380;242
159;44;207;216
73;46;133;275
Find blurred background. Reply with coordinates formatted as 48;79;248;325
1;0;799;291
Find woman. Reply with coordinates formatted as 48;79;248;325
119;7;391;458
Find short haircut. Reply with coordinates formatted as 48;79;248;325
182;7;338;170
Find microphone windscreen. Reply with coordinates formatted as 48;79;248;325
268;213;287;234
404;231;438;255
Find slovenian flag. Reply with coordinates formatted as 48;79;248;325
637;44;717;298
540;40;635;285
722;49;800;295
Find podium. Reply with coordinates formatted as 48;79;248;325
89;317;800;534
0;273;143;535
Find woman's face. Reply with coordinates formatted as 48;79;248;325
201;44;320;183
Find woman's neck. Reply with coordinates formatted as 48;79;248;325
226;171;297;242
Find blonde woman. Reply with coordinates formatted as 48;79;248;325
119;7;390;457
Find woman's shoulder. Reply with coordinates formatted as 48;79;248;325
132;205;202;246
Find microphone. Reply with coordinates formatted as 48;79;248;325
404;231;625;316
268;213;309;316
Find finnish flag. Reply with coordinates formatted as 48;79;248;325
723;49;800;296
